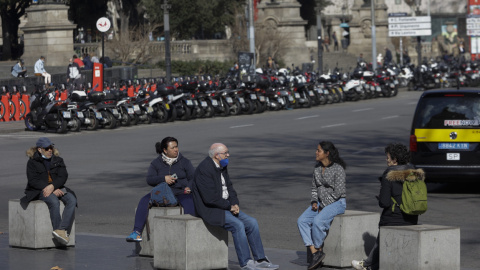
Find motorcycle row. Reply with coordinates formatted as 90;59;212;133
21;66;401;133
396;56;480;90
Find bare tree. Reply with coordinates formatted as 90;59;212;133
107;23;162;65
255;23;292;67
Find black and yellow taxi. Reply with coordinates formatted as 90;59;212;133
410;89;480;182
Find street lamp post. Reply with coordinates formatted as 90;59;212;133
371;0;377;70
248;0;256;74
315;6;323;74
162;0;172;84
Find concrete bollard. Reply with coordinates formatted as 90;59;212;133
135;206;183;257
153;215;228;270
322;210;380;268
380;224;460;270
8;199;75;249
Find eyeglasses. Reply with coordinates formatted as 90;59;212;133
43;146;54;151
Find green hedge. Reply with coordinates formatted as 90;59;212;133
155;60;234;76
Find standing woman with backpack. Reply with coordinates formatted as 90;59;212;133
125;136;196;242
351;143;424;270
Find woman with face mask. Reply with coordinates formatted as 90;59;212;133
126;136;196;242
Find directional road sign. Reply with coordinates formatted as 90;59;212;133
388;16;431;37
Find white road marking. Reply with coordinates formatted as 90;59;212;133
296;115;319;120
381;115;399;120
352;108;373;112
321;123;346;128
230;124;253;129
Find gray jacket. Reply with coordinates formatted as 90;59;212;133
311;163;346;208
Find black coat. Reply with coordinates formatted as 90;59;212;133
21;149;76;207
378;164;421;226
192;157;239;227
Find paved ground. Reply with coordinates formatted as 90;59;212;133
0;232;344;270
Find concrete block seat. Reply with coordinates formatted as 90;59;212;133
380;224;460;270
153;215;228;270
8;199;75;249
308;210;380;268
135;206;183;257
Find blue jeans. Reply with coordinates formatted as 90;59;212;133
223;210;266;267
297;198;346;249
39;191;76;233
133;192;196;233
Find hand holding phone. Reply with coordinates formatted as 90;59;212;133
171;173;178;179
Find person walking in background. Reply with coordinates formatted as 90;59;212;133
332;31;339;51
21;137;77;246
193;143;279;270
384;47;392;66
323;36;330;52
11;59;27;77
34;56;51;85
297;141;347;270
351;143;422;270
126;137;196;242
66;58;82;85
73;54;85;69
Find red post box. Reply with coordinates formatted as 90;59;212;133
93;62;104;91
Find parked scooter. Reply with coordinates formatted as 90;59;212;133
25;86;69;133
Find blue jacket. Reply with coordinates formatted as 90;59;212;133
146;153;195;196
192;156;239;227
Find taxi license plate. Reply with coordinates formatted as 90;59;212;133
62;111;71;118
447;153;460;160
438;143;469;150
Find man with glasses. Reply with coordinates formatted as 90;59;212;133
21;137;77;245
193;143;279;270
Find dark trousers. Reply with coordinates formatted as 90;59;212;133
133;192;196;233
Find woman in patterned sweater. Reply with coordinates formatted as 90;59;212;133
297;141;347;270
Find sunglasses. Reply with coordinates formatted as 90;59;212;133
43;146;54;151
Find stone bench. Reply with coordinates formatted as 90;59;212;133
308;210;380;268
8;199;76;249
135;206;183;257
153;215;228;270
380;224;460;270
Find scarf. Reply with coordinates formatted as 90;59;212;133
162;153;178;166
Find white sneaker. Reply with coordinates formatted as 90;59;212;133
256;258;279;269
241;259;260;270
351;259;367;270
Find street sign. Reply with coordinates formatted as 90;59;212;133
389;29;432;37
388;16;431;24
388;16;431;37
388;23;431;30
96;17;111;33
468;29;480;36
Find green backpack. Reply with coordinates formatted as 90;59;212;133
391;171;428;215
